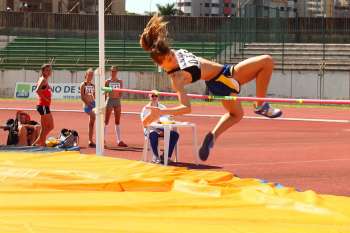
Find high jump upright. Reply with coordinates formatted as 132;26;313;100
95;0;105;155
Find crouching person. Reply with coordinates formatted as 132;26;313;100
17;111;41;146
1;111;41;146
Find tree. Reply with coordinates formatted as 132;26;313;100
156;3;178;16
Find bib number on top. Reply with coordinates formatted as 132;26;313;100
175;49;200;70
109;82;121;89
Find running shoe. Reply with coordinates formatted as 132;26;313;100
118;141;128;147
199;132;214;161
151;156;162;164
254;102;282;118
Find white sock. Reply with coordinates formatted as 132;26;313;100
115;125;121;143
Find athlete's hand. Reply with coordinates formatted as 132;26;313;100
146;106;161;120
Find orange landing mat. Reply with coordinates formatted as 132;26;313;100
1;152;350;233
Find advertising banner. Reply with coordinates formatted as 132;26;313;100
15;82;81;100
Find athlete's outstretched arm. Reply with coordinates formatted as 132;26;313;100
145;73;191;123
160;72;191;115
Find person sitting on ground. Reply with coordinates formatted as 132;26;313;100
141;90;179;164
1;111;41;146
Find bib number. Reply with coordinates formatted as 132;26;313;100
176;49;200;69
109;82;120;89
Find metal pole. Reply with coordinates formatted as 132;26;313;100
95;0;105;155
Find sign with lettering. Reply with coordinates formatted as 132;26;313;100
15;82;82;100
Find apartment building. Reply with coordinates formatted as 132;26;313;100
333;0;350;17
176;0;235;16
176;0;296;17
288;0;350;17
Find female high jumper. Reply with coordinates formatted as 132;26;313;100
140;15;282;161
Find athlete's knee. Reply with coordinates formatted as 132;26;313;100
18;125;26;134
262;55;274;68
49;122;54;131
149;131;159;141
170;131;179;141
89;114;96;122
89;119;95;127
229;111;243;122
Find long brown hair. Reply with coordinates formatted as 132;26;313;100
140;15;171;64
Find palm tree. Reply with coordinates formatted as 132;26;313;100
156;3;178;16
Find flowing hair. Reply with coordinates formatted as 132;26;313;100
139;15;171;64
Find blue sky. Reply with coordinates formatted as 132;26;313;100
126;0;176;14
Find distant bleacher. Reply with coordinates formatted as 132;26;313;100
0;37;219;71
230;43;350;71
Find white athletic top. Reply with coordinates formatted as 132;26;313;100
167;49;202;83
175;49;200;70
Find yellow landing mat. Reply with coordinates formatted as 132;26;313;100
0;152;349;233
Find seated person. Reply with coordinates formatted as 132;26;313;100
1;111;41;146
141;90;179;164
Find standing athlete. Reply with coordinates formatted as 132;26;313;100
104;66;127;147
33;64;54;146
80;68;96;148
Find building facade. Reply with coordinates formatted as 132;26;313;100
176;0;233;16
176;0;296;17
176;0;350;17
333;0;350;17
294;0;339;17
0;0;125;14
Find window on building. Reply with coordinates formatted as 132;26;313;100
205;3;210;7
212;3;219;7
232;3;235;8
280;7;284;11
184;2;191;6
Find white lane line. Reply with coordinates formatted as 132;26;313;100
0;108;349;124
219;158;350;167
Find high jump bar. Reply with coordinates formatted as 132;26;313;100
102;87;350;105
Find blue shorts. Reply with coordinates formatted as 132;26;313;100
84;101;95;113
205;64;241;96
